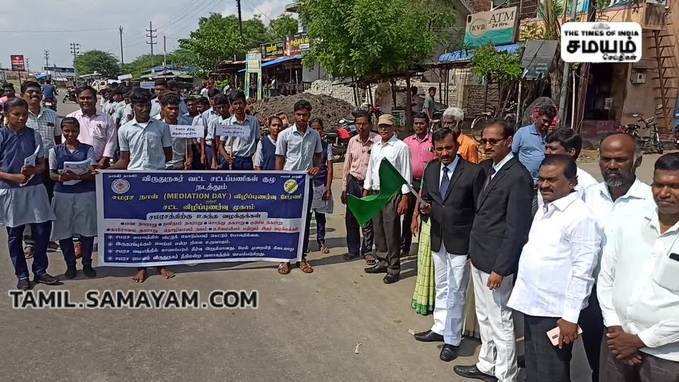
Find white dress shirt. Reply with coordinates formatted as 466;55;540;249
363;134;412;194
508;192;602;323
439;155;460;188
575;167;598;192
598;207;679;361
491;152;514;178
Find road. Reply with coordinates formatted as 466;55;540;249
0;95;661;381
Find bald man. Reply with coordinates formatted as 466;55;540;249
581;133;655;382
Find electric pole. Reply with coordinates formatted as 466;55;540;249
163;35;167;67
69;42;80;75
236;0;243;38
119;26;125;65
146;21;158;65
44;50;50;69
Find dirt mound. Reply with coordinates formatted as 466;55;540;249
250;93;354;131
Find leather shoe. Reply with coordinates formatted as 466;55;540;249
34;273;61;285
82;265;97;278
440;344;459;362
16;279;30;291
414;330;444;342
64;267;77;279
453;365;497;381
364;263;387;274
383;273;399;284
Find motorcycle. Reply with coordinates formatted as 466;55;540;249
331;118;358;159
42;97;57;112
62;87;77;103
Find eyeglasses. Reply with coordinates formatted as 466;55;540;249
479;137;506;146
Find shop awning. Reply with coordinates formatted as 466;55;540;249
438;43;522;64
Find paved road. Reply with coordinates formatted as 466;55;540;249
2;94;658;381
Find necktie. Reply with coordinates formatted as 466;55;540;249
440;166;450;197
482;167;497;191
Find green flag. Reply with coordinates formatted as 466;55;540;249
347;158;408;227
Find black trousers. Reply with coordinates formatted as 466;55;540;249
579;284;605;382
400;180;420;255
345;175;373;257
524;314;573;382
373;195;401;276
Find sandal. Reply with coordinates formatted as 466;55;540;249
277;262;291;275
299;259;314;273
319;243;329;254
364;255;377;266
24;245;34;259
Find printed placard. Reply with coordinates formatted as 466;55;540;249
214;124;250;139
561;22;642;63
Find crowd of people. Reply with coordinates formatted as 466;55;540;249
0;77;677;381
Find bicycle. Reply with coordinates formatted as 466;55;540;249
623;112;663;154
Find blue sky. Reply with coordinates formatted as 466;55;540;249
0;0;291;70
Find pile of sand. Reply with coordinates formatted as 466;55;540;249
250;93;354;131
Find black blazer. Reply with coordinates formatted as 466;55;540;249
420;157;486;255
468;157;534;276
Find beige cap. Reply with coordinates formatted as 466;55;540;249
377;114;395;126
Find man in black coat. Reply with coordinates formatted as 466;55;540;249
411;128;486;362
454;119;534;382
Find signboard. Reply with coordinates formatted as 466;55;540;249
561;22;642;63
521;40;558;80
96;171;310;267
261;42;284;58
140;81;155;90
169;125;203;139
464;7;517;47
10;55;25;71
117;74;133;81
245;51;262;100
285;33;310;56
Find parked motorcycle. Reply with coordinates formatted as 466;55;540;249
331;118;358;159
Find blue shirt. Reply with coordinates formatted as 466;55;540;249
41;84;56;99
512;124;545;182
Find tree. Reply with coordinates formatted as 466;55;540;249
300;0;435;79
178;13;269;71
74;50;119;77
121;54;164;77
268;14;298;42
471;44;522;114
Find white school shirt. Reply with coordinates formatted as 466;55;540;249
508;192;602;323
598;207;679;361
363;134;412;195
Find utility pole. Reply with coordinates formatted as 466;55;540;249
119;26;125;65
236;0;243;38
163;35;167;67
558;0;578;128
69;42;80;75
44;49;50;69
146;21;158;66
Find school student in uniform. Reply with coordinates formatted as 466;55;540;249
0;98;59;290
253;115;282;171
310;117;334;254
49;117;97;278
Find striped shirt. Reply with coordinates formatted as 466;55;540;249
26;107;61;156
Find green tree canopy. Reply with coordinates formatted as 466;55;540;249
300;0;436;80
268;14;299;42
121;54;164;78
74;50;119;77
178;13;268;71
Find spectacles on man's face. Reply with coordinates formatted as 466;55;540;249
479;137;506;146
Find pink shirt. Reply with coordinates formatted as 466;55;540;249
341;132;380;189
66;109;117;161
403;133;436;180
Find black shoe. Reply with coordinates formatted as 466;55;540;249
364;263;387;274
16;279;30;291
82;265;97;278
453;365;497;381
343;253;359;261
440;344;459;362
414;330;444;342
64;267;77;279
517;354;525;368
34;273;61;285
383;273;399;284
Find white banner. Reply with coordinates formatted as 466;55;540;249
214;124;250;139
561;22;642;63
170;124;204;139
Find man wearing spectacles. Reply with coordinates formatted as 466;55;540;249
454;119;534;382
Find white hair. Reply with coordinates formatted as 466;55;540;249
443;107;464;121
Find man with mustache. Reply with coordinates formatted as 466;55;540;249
581;133;655;381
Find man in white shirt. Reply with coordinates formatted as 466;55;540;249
544;128;598;192
508;154;602;382
363;114;412;284
598;152;679;381
582;133;654;381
